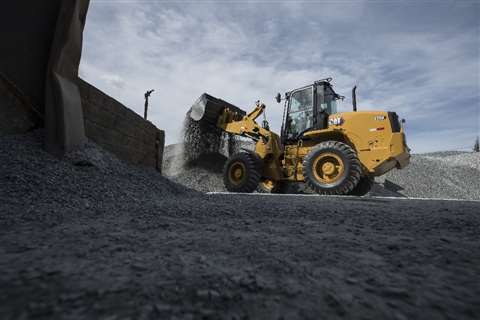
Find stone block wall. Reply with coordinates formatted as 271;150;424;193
76;78;164;172
0;74;164;172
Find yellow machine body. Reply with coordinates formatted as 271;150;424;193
216;105;409;183
280;111;409;182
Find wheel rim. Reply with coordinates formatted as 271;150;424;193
312;152;345;184
229;161;246;185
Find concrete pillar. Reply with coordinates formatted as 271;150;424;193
44;0;90;156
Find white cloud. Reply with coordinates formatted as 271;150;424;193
80;1;479;152
100;73;125;89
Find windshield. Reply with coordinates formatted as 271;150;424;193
317;84;338;115
285;86;313;139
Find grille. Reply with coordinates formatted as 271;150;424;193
388;112;401;133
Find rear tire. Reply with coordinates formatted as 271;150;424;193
223;152;261;193
303;141;362;195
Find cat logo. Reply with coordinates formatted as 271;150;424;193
374;115;386;121
328;116;343;126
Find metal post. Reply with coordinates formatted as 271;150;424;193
144;89;154;120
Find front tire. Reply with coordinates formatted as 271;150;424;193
303;141;362;195
223;152;261;193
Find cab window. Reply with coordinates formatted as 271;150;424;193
317;84;338;115
285;87;313;139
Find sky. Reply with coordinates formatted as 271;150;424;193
79;0;480;153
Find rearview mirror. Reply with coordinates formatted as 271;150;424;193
275;93;281;103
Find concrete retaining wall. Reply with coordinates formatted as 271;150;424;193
0;75;164;172
77;78;164;172
0;74;42;136
0;1;61;113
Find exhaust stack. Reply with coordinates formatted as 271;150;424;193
352;86;357;112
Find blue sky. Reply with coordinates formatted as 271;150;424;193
80;0;479;153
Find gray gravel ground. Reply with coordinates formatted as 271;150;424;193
164;143;480;200
380;152;480;200
2;132;480;319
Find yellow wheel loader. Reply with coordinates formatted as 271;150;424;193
189;78;410;195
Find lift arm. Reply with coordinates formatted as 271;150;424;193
216;101;272;141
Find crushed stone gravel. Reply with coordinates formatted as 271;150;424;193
0;130;196;217
380;152;480;200
1;131;480;319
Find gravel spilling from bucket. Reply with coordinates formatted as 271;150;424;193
163;114;241;192
182;114;239;163
165;151;228;193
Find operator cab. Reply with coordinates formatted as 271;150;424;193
281;78;343;142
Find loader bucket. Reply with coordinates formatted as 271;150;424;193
189;93;246;125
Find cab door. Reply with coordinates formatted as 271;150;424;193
283;86;314;141
314;83;339;131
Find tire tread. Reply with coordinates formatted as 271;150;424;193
223;152;261;193
302;141;362;195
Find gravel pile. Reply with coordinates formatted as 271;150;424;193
377;152;480;200
423;152;480;171
165;142;480;200
0;130;195;219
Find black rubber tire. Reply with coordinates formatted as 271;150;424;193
223;152;261;193
348;176;374;196
303;141;362;195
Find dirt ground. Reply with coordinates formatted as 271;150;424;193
1;194;479;319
